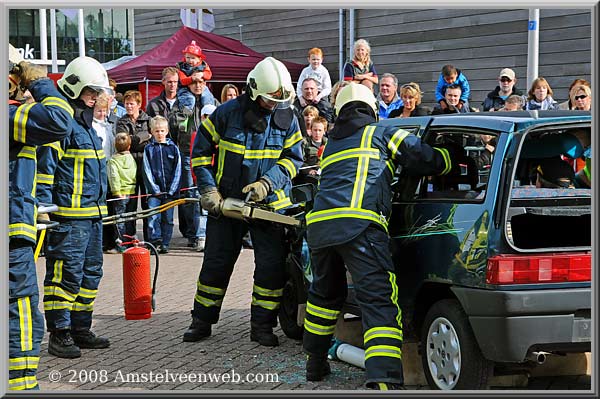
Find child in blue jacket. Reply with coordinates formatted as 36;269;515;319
143;116;182;253
435;64;471;111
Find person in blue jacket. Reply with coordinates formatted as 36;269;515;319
143;116;182;254
184;57;304;347
42;56;114;359
8;47;72;390
435;64;471;112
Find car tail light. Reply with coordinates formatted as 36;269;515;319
486;253;591;284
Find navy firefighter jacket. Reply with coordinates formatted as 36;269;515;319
9;78;73;244
306;122;453;250
39;98;109;219
191;93;304;212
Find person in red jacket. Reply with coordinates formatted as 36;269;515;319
176;40;213;113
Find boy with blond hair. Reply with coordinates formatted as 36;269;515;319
296;48;332;107
143;116;182;253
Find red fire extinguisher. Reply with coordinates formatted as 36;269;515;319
122;242;159;320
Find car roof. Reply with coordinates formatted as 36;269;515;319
377;110;591;133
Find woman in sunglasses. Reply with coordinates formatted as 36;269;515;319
388;82;431;118
559;79;590;110
570;85;592;111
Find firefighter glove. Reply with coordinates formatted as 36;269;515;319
18;61;48;88
242;179;271;202
200;187;223;217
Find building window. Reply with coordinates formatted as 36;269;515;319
9;8;133;69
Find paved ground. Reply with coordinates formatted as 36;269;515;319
34;228;592;392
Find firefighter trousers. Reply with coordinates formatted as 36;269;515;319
9;244;44;390
43;218;103;331
191;215;287;328
303;225;404;385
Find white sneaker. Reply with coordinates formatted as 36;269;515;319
196;238;205;252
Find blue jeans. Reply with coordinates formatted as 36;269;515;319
112;197;130;239
177;87;196;111
147;195;175;247
44;218;103;331
195;203;207;238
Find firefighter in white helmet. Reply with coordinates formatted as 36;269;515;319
40;56;114;359
302;83;459;389
8;44;72;390
184;57;304;346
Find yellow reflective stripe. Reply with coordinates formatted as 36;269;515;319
216;140;246;186
216;145;226;186
43;300;73;311
44;285;77;301
387;129;410;160
72;301;94;312
364;344;402;360
202;118;220;143
251;297;280;310
277;158;297;179
36;173;54;185
77;287;98;299
197;282;226;296
54;205;107;218
9;356;39;370
306;207;388;232
253;284;283;297
17;297;33;352
72;157;84;208
434;147;452;175
63;148;105;158
320;148;379;170
389;271;402;327
51;260;63;284
13;103;36;143
246;149;281;159
351;126;376;208
45;140;65;159
268;195;293;211
304;319;336;335
191;156;212;168
377;383;389;390
306;301;340;320
41;96;74;116
284;130;303;149
195;293;223;307
9;223;38;240
219;139;245;154
18;145;37;160
364;326;403;344
8;375;38;390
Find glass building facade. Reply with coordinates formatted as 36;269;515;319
9;8;133;70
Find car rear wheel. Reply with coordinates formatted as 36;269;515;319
421;299;493;390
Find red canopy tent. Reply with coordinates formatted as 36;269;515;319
108;26;304;108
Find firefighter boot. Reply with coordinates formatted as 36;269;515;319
48;330;81;359
366;382;406;390
183;317;212;342
250;323;279;347
71;329;110;349
306;354;331;381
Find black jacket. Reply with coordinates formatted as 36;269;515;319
481;86;523;111
388;105;431;118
